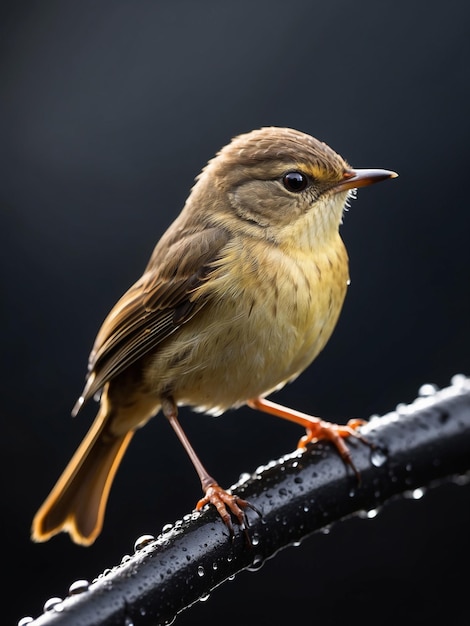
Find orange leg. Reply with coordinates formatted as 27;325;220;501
161;396;260;542
247;397;369;481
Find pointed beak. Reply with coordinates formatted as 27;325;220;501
335;168;398;192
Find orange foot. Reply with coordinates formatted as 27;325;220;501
196;483;261;544
297;418;369;481
248;398;372;482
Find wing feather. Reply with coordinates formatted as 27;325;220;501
75;226;229;410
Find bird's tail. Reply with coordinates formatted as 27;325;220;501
31;401;134;546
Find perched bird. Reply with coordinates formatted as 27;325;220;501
31;127;397;545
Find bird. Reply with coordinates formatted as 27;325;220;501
31;126;397;546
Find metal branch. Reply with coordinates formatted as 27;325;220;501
22;375;470;626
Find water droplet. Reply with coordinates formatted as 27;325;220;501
18;618;34;626
370;447;387;467
405;487;426;499
134;534;155;551
239;472;251;483
68;579;90;595
246;554;264;571
451;373;467;387
228;574;236;581
162;523;173;533
121;554;132;564
44;597;63;612
294;476;303;484
212;561;218;570
139;607;147;616
349;487;356;497
366;508;379;518
418;383;438;397
303;504;310;512
124;617;134;626
395;402;408;414
251;533;260;546
197;565;205;577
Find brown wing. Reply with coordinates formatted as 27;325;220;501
73;226;230;413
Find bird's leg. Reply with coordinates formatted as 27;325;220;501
161;396;260;542
247;397;371;481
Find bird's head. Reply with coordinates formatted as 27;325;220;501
188;127;397;246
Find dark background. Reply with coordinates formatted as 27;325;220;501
2;2;469;625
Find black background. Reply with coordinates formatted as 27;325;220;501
2;2;470;625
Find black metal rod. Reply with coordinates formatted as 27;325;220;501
22;375;470;626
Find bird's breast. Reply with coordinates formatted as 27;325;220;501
146;236;349;414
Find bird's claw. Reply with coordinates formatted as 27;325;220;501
297;417;372;483
196;483;261;545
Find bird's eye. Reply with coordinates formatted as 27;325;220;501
282;171;308;193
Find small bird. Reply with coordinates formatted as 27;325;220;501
31;127;397;546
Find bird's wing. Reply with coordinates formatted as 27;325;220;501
74;226;230;411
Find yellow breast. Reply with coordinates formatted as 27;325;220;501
146;232;349;414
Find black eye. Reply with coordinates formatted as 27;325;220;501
282;171;308;193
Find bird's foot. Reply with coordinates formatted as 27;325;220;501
196;483;261;545
298;417;371;481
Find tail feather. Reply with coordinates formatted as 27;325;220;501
31;405;134;546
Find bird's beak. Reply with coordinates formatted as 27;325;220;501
335;168;398;192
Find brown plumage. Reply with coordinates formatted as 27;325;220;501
32;127;397;545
